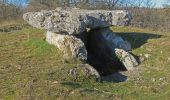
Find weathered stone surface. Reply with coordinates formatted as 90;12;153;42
46;31;87;61
23;7;132;35
69;64;101;81
115;48;138;71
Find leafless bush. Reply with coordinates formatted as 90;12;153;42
0;0;24;23
130;8;170;32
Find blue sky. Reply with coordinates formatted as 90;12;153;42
7;0;29;6
155;0;169;7
6;0;170;8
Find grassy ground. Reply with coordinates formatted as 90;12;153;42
0;25;170;100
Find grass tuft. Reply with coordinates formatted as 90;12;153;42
24;39;55;56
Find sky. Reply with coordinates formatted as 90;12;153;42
7;0;29;6
155;0;169;7
5;0;170;8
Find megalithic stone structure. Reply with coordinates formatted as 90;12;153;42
23;7;138;80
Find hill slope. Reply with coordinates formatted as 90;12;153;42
0;26;170;100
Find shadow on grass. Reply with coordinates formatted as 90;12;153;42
61;72;127;84
98;32;162;82
115;32;162;49
99;32;162;82
102;72;128;83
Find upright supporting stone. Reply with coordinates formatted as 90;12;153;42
115;48;138;71
46;31;87;62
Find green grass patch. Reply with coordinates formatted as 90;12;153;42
0;26;170;100
24;39;55;56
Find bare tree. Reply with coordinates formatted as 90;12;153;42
0;0;24;22
143;0;155;8
106;0;120;9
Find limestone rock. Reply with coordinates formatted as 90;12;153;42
81;64;100;81
115;48;138;71
69;64;101;81
23;7;132;35
46;31;87;61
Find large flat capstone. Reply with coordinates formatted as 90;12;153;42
23;7;132;35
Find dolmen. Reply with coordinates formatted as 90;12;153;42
23;7;139;81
